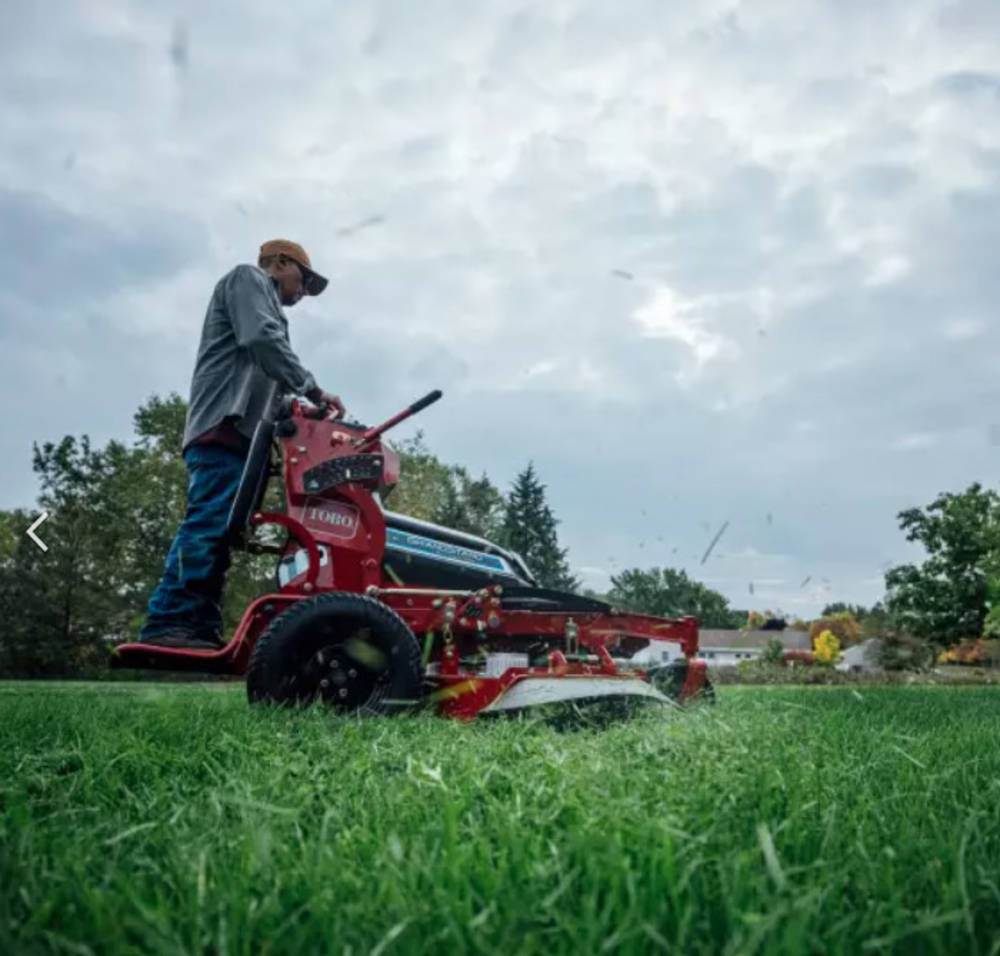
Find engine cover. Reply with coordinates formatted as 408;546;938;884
383;526;529;589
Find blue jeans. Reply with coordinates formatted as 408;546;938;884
140;444;248;640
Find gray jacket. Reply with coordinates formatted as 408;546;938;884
182;264;319;451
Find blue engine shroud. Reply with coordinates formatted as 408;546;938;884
381;510;534;590
386;528;511;573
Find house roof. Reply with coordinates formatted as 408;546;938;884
698;629;812;650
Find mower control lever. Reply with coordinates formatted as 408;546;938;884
408;389;443;415
358;389;443;445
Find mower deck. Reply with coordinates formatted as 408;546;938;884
477;676;675;713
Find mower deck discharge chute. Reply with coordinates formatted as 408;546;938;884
111;390;713;717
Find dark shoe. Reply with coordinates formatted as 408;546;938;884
137;627;225;651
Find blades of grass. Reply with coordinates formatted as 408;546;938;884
861;910;965;949
40;931;96;956
958;824;978;952
103;821;158;846
889;743;927;770
369;920;410;956
757;823;787;893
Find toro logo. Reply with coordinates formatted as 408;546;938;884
298;498;360;540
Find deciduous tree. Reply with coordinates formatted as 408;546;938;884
885;483;1000;644
606;567;743;627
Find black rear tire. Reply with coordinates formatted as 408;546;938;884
246;592;424;715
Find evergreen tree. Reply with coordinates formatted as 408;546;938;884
500;463;579;591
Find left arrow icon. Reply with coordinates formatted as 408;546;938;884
27;512;49;552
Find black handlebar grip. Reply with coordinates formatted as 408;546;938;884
408;389;443;414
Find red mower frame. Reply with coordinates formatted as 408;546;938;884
112;391;709;717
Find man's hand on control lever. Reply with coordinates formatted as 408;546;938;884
305;387;346;420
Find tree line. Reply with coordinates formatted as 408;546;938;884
1;394;997;676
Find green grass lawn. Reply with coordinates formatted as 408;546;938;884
2;683;1000;955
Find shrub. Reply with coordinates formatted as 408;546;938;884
760;636;785;666
875;633;934;672
938;639;998;667
810;612;860;648
814;629;842;666
782;649;816;666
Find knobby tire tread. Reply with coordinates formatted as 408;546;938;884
246;591;424;715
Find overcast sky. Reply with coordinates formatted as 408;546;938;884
2;0;998;617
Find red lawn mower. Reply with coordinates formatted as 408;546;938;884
111;390;712;718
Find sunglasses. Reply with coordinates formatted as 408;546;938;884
281;257;322;295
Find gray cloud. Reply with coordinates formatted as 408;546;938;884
935;71;1000;97
0;188;206;312
1;0;998;617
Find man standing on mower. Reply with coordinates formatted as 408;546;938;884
138;239;345;650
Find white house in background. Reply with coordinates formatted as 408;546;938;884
631;628;812;666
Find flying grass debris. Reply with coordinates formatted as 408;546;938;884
336;214;385;237
169;21;189;69
700;520;729;564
